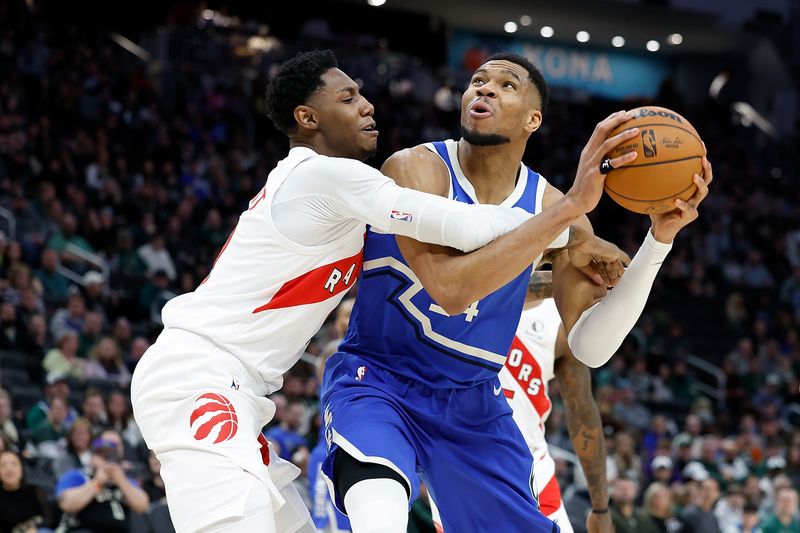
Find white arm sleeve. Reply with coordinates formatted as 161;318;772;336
567;230;672;368
274;156;538;252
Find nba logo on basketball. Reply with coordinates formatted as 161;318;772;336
642;129;658;157
189;393;238;444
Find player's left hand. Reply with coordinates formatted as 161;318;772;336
567;230;631;287
650;156;713;243
586;510;615;533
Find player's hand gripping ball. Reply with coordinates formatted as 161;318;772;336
603;106;705;214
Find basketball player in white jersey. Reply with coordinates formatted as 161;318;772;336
130;49;629;533
430;270;611;533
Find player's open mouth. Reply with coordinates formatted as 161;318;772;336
361;123;379;136
469;101;493;118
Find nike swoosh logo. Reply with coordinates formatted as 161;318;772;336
493;385;502;396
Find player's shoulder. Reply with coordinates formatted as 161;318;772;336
298;152;372;174
381;144;449;195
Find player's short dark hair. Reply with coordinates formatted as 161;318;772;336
485;52;549;116
265;49;338;135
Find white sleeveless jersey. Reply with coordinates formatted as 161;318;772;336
498;297;564;515
161;148;365;392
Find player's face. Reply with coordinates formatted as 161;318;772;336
460;60;542;146
311;68;378;161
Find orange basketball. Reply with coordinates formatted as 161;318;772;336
604;106;705;214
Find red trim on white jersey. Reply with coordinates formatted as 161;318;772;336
253;249;363;312
498;299;564;517
537;473;563;516
505;335;552;420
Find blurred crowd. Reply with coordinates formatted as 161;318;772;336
0;1;799;532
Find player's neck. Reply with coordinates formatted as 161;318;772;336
456;140;526;205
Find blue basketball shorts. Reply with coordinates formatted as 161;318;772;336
320;352;559;533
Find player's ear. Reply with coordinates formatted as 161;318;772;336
525;108;542;134
294;105;319;131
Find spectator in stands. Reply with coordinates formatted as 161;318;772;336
727;501;764;533
108;229;146;282
77;311;103;358
760;487;800;533
80;272;107;319
29;396;69;458
110;318;132;360
643;415;674;461
42;331;85;383
53;417;93;479
681;477;722;533
0;450;54;532
265;400;308;461
19;313;48;380
3;264;43;309
0;388;22;453
0;231;10;280
644;482;690;532
18;287;46;328
675;414;705;459
46;213;94;272
715;484;747;532
34;248;70;306
0;302;19;350
80;389;107;437
49;292;86;343
125;336;149;373
137;270;171;320
611;476;658;533
84;337;130;388
137;234;176;281
613;381;653;432
786;445;800;488
140;451;166;504
699;437;724;483
25;373;77;430
668;359;697;408
55;432;149;532
650;456;675;486
611;432;644;485
721;438;751;485
106;390;142;451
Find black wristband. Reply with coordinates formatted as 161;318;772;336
591;507;609;515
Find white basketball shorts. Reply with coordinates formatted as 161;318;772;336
131;328;311;532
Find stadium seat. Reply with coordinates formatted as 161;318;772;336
8;384;43;412
1;367;30;388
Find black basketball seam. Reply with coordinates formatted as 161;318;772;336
610;123;704;146
605;180;697;203
609;154;702;170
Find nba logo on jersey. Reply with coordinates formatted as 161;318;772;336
189;393;239;444
355;366;367;381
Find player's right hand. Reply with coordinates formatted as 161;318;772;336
566;110;639;214
568;233;631;287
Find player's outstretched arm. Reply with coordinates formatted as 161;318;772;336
557;157;713;368
553;327;612;533
380;112;638;314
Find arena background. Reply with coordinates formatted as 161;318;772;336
0;0;798;531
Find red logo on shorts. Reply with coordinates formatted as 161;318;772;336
189;393;238;443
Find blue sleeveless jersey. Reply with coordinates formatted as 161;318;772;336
339;139;546;388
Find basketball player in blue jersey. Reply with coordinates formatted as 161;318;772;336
321;52;712;533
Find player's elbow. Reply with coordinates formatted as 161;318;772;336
428;284;472;316
568;338;612;368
